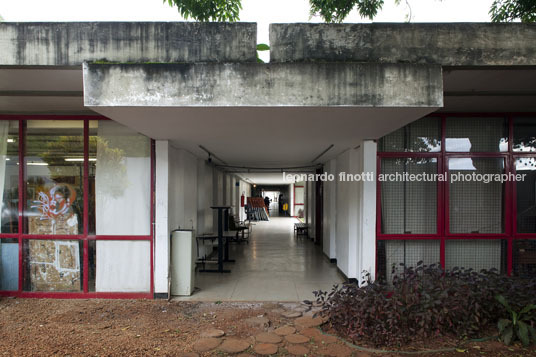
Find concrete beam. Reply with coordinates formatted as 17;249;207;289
270;23;536;66
83;62;443;107
0;22;257;66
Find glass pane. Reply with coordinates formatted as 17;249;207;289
513;240;536;278
445;239;506;273
513;117;536;152
88;239;96;292
23;239;82;292
294;185;305;204
448;157;505;234
377;240;440;283
0;238;19;291
95;240;150;292
378;117;441;152
445;117;508;152
24;120;84;235
90;121;151;235
515;157;536;233
381;158;437;234
0;121;19;233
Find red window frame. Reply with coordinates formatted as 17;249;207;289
377;113;536;276
0;115;154;299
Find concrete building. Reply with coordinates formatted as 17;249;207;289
0;22;535;298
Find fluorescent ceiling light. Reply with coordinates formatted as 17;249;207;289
27;162;48;166
64;158;97;162
7;139;15;143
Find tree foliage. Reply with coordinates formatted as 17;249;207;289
490;0;536;22
164;0;241;21
309;0;384;22
164;0;536;23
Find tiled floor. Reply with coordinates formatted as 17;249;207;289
173;216;344;302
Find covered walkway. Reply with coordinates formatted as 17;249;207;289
175;217;343;301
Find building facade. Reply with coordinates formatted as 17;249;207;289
0;22;535;298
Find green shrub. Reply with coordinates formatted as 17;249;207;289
314;263;536;347
496;294;536;346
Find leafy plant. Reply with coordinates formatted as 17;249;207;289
490;0;536;22
314;263;536;347
164;0;536;23
164;0;242;21
495;294;536;346
256;43;269;63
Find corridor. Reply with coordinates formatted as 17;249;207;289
175;217;344;301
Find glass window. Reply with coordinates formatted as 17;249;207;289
448;157;505;234
90;121;151;235
95;240;150;292
513;240;536;278
378;117;441;152
513;117;536;152
0;121;19;233
445;117;508;152
515;157;536;233
377;240;440;283
381;158;437;234
24;121;84;235
445;239;506;273
0;238;19;291
23;239;83;292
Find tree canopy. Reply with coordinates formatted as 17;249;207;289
164;0;536;23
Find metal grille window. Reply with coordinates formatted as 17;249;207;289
513;240;536;278
515;157;536;233
448;157;505;234
377;115;536;279
381;158;437;234
377;240;440;283
378;117;441;152
445;239;507;274
445;117;508;152
513;117;536;152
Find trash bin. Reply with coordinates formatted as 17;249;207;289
170;229;196;296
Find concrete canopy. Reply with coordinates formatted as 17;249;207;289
83;62;442;166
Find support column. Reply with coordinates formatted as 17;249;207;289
358;140;377;282
154;140;169;295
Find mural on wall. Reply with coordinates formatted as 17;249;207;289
27;240;81;292
30;183;78;235
27;184;81;291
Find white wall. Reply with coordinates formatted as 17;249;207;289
168;146;198;231
357;140;377;281
323;159;337;259
197;159;213;235
333;141;377;282
154;141;199;294
154;140;169;294
335;149;360;279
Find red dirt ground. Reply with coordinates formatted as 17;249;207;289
0;298;535;356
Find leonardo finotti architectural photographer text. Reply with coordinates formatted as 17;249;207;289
283;172;527;183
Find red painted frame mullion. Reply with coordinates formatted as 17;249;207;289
17;119;24;292
83;120;89;293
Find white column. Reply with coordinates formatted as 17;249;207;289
154;140;169;294
358;140;378;282
335;148;360;279
323;159;337;259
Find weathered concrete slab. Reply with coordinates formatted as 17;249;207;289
270;23;536;66
83;62;442;107
0;22;257;66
